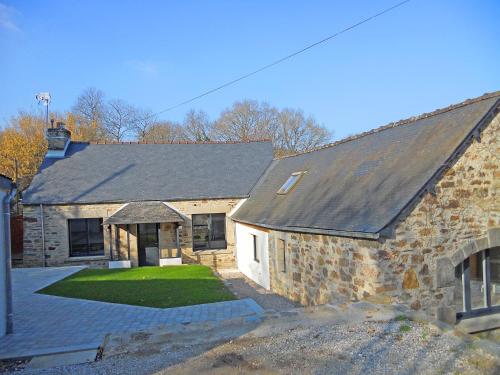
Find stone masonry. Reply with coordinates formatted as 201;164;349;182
23;198;240;269
267;111;499;324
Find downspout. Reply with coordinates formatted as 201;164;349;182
176;223;182;259
3;186;16;334
39;204;46;267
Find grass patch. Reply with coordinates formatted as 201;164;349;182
394;314;408;321
399;324;412;333
38;265;236;308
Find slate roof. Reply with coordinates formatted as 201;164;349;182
233;92;500;238
0;174;13;192
23;141;273;204
103;201;184;224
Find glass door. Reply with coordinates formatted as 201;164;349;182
138;223;159;266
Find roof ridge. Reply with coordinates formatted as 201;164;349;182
72;139;272;145
277;90;500;160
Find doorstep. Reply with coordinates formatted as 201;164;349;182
0;341;102;361
456;312;500;333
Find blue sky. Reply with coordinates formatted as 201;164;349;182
0;0;499;139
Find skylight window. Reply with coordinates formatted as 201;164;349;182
277;172;305;194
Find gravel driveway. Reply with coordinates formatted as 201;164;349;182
8;304;499;374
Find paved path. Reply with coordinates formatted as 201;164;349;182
218;269;299;312
0;267;263;360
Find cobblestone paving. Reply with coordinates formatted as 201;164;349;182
0;267;263;359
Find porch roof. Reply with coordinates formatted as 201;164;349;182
104;201;184;225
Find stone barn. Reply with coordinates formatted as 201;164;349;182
233;92;500;326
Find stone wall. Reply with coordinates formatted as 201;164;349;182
23;198;240;269
168;199;240;269
23;203;123;267
268;230;382;305
266;112;500;323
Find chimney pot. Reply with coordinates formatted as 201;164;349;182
46;124;71;156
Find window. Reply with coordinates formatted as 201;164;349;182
277;238;286;272
68;218;104;257
455;247;500;319
252;234;259;262
192;213;227;251
277;172;305;194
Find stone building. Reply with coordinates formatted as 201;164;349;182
22;128;273;269
233;92;500;325
22;92;499;326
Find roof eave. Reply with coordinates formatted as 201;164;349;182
21;195;250;206
232;218;380;240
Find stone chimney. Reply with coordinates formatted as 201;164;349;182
46;122;71;158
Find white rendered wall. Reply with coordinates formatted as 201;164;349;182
235;222;270;289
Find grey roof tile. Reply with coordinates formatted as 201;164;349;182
233;93;500;236
104;201;184;224
23;141;273;204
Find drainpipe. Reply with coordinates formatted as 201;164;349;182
3;185;16;334
176;224;182;259
39;204;46;267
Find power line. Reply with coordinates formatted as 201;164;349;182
148;0;412;118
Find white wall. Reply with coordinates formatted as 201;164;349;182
235;222;270;289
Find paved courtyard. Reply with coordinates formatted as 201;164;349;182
0;267;264;360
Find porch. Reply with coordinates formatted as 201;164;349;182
104;201;185;268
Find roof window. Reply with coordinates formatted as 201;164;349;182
277;172;305;194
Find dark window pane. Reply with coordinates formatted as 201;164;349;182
454;263;464;313
193;214;209;226
253;234;259;262
278;239;286;273
210;214;226;248
69;218;104;257
470;252;486;310
192;214;226;250
490;247;500;306
88;219;104;255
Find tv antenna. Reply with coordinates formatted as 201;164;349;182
35;92;51;128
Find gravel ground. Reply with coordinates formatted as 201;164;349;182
6;306;499;375
162;319;499;375
217;269;299;312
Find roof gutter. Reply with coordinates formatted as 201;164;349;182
2;183;16;334
232;218;380;240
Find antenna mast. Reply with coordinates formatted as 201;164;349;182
35;92;51;128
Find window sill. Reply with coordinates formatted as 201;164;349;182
192;248;230;254
67;255;108;262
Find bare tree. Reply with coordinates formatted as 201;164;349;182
211;99;330;155
142;121;186;143
131;109;157;141
275;108;332;157
212;100;279;141
182;109;213;141
71;87;106;141
103;99;136;142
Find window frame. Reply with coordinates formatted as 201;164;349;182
277;238;286;273
191;213;227;251
68;218;104;258
277;171;306;194
456;248;500;319
252;234;259;263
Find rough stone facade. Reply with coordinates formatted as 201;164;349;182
23;198;240;269
267;112;500;323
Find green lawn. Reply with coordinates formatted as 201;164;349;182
38;265;236;308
